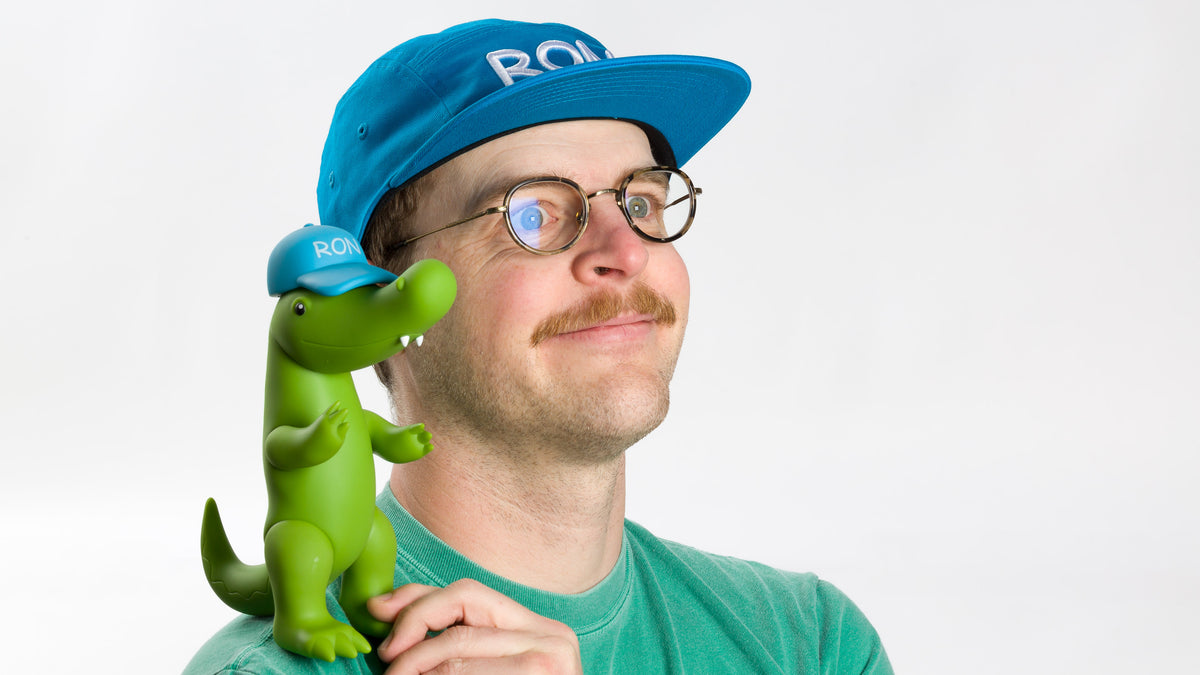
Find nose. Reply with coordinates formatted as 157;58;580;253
569;191;650;284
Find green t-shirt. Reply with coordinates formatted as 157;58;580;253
185;489;892;674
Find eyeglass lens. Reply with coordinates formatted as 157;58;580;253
623;169;694;241
506;181;584;252
505;169;694;252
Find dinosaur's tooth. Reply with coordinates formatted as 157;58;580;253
400;335;411;348
415;335;424;347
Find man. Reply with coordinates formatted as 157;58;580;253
187;19;892;674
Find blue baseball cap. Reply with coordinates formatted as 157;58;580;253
267;224;397;296
317;18;751;241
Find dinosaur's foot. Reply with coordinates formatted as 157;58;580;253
273;614;371;662
344;601;392;638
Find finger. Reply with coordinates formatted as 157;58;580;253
368;583;441;623
385;626;578;675
379;580;563;660
386;626;534;674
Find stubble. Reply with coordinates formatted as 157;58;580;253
404;281;683;467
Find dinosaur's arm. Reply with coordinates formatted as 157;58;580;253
364;410;433;464
264;403;349;470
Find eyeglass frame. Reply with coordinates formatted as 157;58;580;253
389;166;701;256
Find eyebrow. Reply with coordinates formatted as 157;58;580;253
627;169;670;190
460;169;532;215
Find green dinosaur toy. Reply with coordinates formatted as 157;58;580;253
201;225;456;661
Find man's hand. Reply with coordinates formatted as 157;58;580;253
367;579;583;674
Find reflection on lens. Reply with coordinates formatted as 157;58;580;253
506;180;584;252
509;198;546;233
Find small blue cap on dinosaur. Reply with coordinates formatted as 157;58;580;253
267;223;397;296
201;224;456;661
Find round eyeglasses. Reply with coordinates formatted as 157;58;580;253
392;166;701;255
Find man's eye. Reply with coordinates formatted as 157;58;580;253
513;204;549;231
626;195;654;219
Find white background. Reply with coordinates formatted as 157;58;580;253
3;1;1197;672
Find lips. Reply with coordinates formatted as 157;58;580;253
546;314;658;347
560;313;655;336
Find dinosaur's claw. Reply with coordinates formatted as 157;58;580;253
312;639;335;663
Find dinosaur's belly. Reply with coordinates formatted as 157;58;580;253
263;435;378;576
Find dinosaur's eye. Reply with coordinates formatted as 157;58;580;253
293;301;306;316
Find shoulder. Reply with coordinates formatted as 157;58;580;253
623;520;893;673
183;613;378;675
624;519;824;602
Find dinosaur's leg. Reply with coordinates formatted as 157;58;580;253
340;507;397;638
265;519;371;661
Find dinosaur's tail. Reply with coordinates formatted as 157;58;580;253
200;498;274;616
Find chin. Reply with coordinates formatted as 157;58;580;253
567;381;671;458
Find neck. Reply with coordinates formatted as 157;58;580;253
389;436;626;594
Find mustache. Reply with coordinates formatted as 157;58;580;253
529;282;678;347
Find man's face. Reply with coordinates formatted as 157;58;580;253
392;120;691;464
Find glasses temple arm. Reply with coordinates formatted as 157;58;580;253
391;206;507;249
665;187;700;210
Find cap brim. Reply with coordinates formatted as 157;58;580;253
383;54;750;204
296;263;397;297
